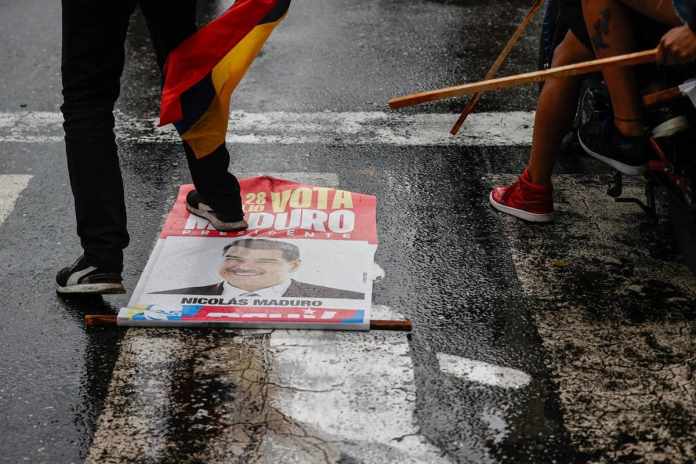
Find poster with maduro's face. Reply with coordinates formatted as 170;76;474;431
120;177;378;330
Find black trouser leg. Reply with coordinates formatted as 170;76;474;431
184;143;244;218
140;0;244;220
61;0;137;271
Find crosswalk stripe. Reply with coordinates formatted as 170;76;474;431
0;111;534;146
269;304;449;463
436;353;531;389
87;334;183;463
0;175;32;225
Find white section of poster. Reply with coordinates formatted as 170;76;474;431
141;236;372;298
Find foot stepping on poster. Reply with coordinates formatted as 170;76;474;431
118;176;378;330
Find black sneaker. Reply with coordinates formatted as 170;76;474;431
56;255;125;295
577;118;652;176
186;190;248;231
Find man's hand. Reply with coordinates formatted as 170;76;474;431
657;25;696;65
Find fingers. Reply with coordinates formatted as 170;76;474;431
665;44;687;65
657;25;696;65
656;40;666;65
659;29;678;65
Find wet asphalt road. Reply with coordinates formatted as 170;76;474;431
8;1;562;462
1;1;694;463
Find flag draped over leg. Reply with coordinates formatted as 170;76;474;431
159;0;291;158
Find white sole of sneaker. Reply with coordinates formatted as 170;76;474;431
56;283;126;295
489;191;553;223
652;116;689;138
186;204;248;232
577;132;645;176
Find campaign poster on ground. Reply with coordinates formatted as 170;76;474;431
119;177;378;330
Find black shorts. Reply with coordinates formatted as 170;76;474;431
559;0;669;52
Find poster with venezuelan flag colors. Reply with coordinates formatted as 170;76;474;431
159;0;291;158
118;177;378;330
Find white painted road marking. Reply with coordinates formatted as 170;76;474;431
0;175;32;225
0;110;534;146
436;353;531;389
92;335;184;463
269;305;449;463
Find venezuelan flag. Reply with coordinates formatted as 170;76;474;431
159;0;291;158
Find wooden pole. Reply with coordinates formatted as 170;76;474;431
85;314;413;332
450;0;544;136
642;86;682;107
370;320;413;331
85;314;117;327
389;49;658;109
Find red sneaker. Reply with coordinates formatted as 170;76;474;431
489;169;554;222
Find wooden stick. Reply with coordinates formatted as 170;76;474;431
389;49;658;109
642;86;683;107
85;314;412;332
370;320;413;331
85;314;117;327
450;0;544;136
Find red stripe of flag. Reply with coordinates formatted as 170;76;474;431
159;0;278;126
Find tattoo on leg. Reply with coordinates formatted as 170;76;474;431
591;8;611;50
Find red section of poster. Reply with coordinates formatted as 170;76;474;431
161;177;377;243
186;305;365;324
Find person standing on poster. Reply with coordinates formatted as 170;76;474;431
56;0;248;295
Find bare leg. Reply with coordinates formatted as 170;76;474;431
617;0;681;26
580;0;678;136
528;31;593;186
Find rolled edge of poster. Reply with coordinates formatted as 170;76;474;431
84;314;413;332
